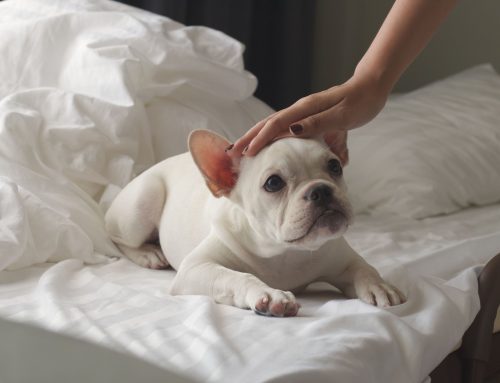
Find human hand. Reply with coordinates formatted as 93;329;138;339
231;72;391;165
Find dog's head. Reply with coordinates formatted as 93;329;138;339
189;130;352;252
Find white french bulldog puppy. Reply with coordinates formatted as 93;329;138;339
105;130;405;317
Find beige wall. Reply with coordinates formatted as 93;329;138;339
312;0;500;93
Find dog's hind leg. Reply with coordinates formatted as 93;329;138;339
117;242;169;270
105;172;169;269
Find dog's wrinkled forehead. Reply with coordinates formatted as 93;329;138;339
241;137;335;176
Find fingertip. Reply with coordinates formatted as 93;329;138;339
232;122;264;154
243;136;266;157
243;144;257;157
232;137;250;156
231;141;243;153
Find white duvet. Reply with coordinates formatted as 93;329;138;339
0;0;260;270
0;1;498;382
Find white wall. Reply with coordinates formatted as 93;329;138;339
312;0;500;93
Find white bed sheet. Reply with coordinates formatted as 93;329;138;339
0;0;499;382
1;204;499;383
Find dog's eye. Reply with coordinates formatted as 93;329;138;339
264;175;286;193
327;159;342;176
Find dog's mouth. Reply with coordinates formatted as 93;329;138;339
285;209;347;244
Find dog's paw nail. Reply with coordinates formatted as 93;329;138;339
254;296;270;314
288;301;300;316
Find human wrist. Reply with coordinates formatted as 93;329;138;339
353;59;397;97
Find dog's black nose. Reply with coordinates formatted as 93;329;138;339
304;184;333;205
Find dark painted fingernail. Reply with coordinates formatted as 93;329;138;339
290;124;304;135
224;144;234;152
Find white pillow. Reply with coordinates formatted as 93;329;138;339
345;64;500;219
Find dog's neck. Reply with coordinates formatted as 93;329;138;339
212;201;331;261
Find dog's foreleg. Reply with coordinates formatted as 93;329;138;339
169;236;300;317
105;173;169;269
327;238;406;307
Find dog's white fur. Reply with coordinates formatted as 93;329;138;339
105;130;405;316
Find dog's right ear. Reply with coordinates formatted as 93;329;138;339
188;130;239;198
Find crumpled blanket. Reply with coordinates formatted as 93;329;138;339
0;0;257;270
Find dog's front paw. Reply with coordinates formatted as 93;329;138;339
358;280;406;307
248;289;300;317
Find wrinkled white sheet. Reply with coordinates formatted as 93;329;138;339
1;205;500;383
0;1;499;383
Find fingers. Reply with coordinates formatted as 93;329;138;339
233;89;342;156
288;100;351;139
231;74;389;157
231;112;277;156
281;104;351;165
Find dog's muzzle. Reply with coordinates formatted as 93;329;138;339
304;184;333;207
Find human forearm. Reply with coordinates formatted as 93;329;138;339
355;0;458;93
231;0;458;158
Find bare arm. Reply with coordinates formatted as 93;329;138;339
231;0;458;158
356;0;459;91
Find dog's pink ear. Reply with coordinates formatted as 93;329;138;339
189;130;238;198
323;130;349;166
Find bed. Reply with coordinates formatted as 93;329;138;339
0;1;499;382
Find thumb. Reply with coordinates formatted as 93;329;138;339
324;130;349;166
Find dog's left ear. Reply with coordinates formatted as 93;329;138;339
189;130;238;198
323;130;349;166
